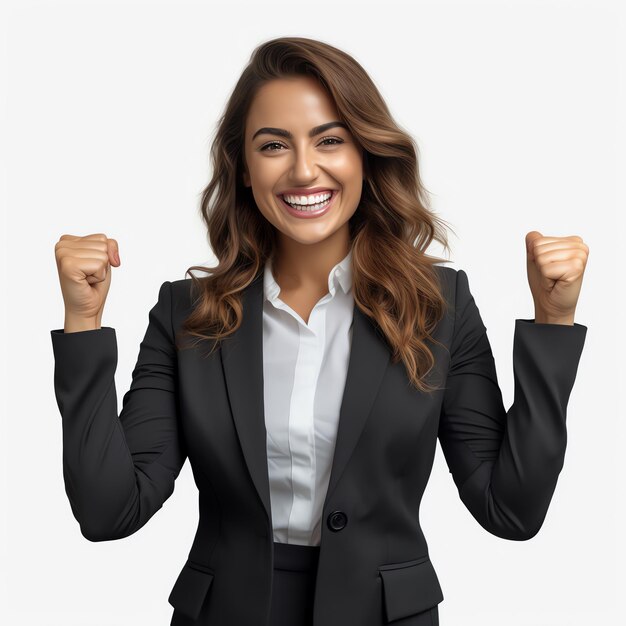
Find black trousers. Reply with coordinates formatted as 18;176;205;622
269;541;320;626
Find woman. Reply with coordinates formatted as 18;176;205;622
51;37;588;626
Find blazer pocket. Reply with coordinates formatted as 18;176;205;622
378;556;444;623
168;559;215;621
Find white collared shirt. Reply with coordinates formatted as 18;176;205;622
262;248;354;546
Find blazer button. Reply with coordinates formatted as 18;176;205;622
327;510;348;532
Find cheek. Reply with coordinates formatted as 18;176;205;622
330;150;363;183
251;187;277;218
249;159;279;186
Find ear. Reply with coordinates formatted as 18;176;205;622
243;169;250;187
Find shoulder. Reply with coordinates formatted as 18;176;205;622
433;263;457;280
169;277;194;293
155;278;195;315
432;263;458;299
432;265;479;316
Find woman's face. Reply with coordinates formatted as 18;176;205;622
243;75;364;248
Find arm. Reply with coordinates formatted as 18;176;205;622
438;269;587;540
50;281;187;541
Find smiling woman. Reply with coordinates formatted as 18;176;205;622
182;37;453;396
50;34;587;626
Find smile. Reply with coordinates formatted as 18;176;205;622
277;190;338;219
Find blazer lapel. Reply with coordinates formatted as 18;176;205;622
220;273;391;526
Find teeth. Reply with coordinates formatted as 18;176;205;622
285;195;332;211
283;191;332;205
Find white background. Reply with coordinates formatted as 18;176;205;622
1;0;624;624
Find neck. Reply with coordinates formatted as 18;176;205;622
271;226;351;293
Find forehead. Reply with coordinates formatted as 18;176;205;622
246;76;340;137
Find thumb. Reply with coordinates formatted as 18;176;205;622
108;238;121;266
525;230;543;261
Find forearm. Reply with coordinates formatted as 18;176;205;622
51;328;141;540
460;320;586;540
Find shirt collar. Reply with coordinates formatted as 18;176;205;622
264;247;353;303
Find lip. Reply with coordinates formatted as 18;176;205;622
278;186;335;196
278;189;338;219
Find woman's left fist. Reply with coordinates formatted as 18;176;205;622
525;231;589;323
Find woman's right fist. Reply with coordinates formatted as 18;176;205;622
54;234;121;323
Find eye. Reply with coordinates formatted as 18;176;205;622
259;136;345;152
260;141;286;152
319;136;344;146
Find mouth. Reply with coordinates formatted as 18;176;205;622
276;190;338;219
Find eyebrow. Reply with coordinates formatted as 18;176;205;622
252;120;348;141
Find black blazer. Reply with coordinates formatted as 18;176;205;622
50;265;587;625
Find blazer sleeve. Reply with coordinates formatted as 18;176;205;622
50;280;187;542
437;269;587;540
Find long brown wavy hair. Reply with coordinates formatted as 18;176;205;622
178;36;456;393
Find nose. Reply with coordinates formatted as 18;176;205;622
290;145;318;181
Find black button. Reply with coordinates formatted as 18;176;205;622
327;510;348;532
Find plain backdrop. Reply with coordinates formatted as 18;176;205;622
1;0;624;624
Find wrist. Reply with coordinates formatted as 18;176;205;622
534;311;575;325
64;314;101;333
